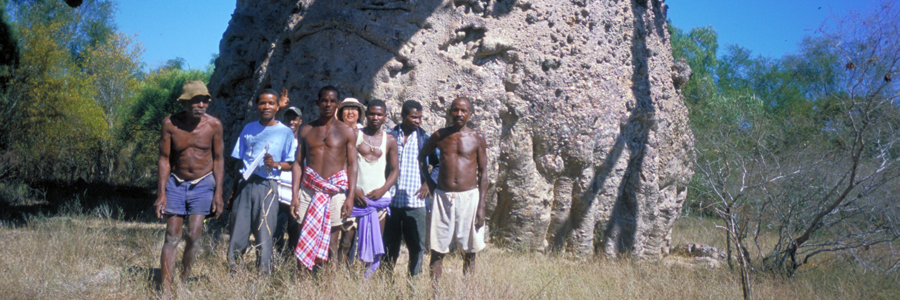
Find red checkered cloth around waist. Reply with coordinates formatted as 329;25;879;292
295;167;348;269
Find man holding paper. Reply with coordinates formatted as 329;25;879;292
227;89;297;275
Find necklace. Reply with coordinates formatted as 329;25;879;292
361;133;381;163
362;130;381;153
322;121;333;142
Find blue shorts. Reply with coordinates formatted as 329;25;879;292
164;174;215;216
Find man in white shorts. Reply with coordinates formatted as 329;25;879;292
418;97;488;283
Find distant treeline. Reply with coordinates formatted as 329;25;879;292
0;0;213;190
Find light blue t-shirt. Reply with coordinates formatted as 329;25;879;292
231;121;297;180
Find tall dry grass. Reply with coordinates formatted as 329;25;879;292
0;206;896;299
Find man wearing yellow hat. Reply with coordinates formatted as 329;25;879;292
153;80;225;292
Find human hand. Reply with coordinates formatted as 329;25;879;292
475;208;485;230
415;182;431;200
290;197;301;220
153;195;167;219
365;187;387;201
211;195;224;219
279;87;290;109
341;198;353;219
264;153;277;168
226;190;236;210
354;189;368;208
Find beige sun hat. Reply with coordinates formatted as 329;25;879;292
177;81;211;101
337;98;366;122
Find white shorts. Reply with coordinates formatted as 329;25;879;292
294;186;349;228
429;188;485;253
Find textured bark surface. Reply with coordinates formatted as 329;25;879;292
208;0;694;258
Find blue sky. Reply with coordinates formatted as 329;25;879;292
115;0;234;70
666;0;881;58
114;0;880;70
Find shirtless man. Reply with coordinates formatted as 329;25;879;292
291;86;358;271
418;97;488;283
153;81;224;292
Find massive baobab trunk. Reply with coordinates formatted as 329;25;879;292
208;0;694;259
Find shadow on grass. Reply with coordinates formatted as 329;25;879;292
125;266;163;290
0;180;157;225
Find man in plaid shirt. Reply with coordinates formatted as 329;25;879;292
382;100;438;278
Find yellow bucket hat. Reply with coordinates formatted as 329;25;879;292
178;81;211;101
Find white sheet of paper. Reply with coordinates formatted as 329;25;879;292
242;143;269;180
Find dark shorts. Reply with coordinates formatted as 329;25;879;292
164;174;215;216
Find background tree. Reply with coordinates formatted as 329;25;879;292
0;0;142;184
673;0;900;284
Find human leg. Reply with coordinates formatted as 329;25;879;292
180;176;215;281
273;203;290;253
252;180;279;274
328;226;342;265
429;250;445;281
338;227;356;266
381;207;403;272
161;215;184;290
181;214;205;282
404;206;427;277
286;209;300;257
326;192;346;265
292;187;314;273
463;253;477;275
227;181;252;270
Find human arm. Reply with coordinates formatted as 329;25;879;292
343;126;359;217
211;119;225;218
367;134;399;200
154;118;173;219
475;132;488;229
416;131;440;199
291;126;308;220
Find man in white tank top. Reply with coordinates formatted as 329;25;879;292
353;100;399;218
349;100;399;274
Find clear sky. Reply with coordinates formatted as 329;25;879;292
666;0;882;58
115;0;235;70
114;0;881;70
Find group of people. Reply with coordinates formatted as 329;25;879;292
152;81;489;291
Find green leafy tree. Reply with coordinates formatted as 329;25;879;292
1;0;142;183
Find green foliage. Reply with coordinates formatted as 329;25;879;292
0;0;144;184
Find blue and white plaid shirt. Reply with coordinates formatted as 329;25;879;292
391;130;426;208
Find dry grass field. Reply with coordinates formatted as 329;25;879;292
0;204;897;300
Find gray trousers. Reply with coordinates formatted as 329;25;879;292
227;176;279;274
382;206;427;277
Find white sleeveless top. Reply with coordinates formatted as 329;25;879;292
356;130;391;198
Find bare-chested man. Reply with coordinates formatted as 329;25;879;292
418;97;488;283
291;86;358;272
153;81;224;292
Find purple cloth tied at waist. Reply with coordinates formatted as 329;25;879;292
350;196;391;277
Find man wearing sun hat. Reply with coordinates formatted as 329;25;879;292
154;80;225;292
